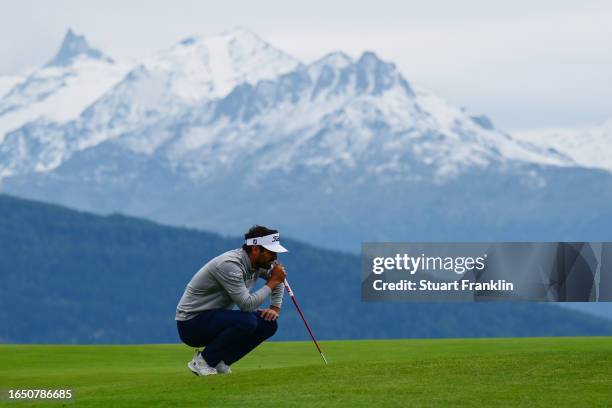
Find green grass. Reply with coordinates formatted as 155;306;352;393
1;337;611;407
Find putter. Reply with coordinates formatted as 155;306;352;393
283;278;329;364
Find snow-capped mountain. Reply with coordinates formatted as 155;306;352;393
151;50;571;183
0;28;301;178
0;29;130;144
514;119;612;173
0;45;570;182
1;28;612;251
74;28;301;146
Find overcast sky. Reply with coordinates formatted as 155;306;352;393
1;0;611;131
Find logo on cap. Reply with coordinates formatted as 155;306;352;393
244;232;288;252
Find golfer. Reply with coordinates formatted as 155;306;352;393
175;225;288;376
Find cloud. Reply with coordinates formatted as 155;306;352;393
0;0;610;130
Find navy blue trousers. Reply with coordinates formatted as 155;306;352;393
177;309;278;367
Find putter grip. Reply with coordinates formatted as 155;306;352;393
270;261;287;283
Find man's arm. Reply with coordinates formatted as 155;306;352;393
262;264;286;309
212;261;274;312
258;264;286;320
268;280;285;309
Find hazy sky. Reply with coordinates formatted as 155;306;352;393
1;0;611;131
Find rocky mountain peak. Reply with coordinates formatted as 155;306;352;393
46;28;114;67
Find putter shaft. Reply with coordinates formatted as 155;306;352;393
284;279;328;364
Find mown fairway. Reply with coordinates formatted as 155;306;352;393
1;337;611;407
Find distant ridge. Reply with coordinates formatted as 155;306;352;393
1;193;611;344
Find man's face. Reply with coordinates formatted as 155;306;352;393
254;246;277;269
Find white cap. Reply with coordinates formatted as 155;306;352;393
245;232;288;253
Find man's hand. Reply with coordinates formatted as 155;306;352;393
266;262;287;289
258;307;280;321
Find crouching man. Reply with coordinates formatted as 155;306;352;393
175;225;287;376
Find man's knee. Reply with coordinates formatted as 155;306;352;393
236;312;259;333
261;319;278;339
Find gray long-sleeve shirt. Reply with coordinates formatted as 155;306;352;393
175;248;284;321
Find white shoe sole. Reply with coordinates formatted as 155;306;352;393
187;361;217;376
